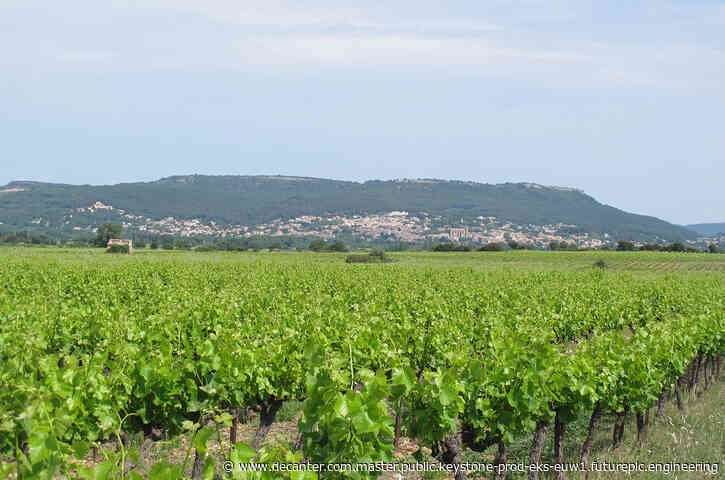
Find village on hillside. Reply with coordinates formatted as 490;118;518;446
36;200;626;249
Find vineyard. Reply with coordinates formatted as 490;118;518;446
1;248;724;479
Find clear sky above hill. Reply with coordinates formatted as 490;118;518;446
1;1;723;224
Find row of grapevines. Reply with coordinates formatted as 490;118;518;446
1;254;723;479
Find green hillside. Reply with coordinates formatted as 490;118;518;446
0;175;696;241
686;223;725;236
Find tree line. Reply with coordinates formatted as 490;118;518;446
2;222;721;254
616;240;721;253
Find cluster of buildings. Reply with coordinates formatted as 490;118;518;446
55;201;611;249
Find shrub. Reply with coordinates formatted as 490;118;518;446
369;249;387;260
478;242;505;252
345;250;394;264
433;243;471;252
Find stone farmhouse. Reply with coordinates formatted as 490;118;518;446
107;238;133;253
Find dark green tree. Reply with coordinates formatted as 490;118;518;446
328;240;348;252
666;242;686;252
308;239;327;252
94;223;122;247
507;240;530;250
173;239;190;250
616;240;635;251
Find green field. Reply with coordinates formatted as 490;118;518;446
1;247;723;479
7;246;725;271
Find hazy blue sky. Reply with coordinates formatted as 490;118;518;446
1;1;723;224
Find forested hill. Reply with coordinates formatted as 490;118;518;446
0;175;695;241
686;223;725;236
